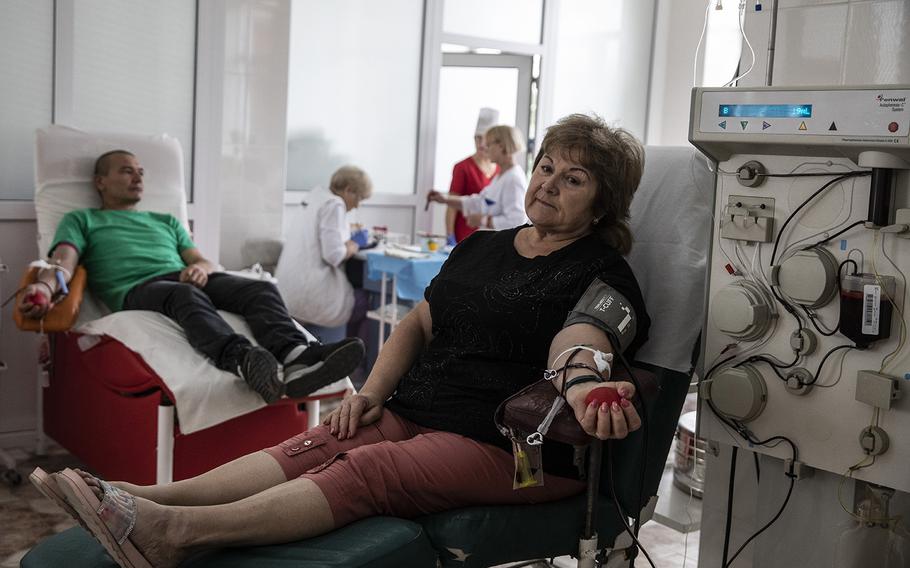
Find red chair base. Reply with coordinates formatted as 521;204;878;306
44;332;313;484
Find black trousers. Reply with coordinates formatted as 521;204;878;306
122;272;309;371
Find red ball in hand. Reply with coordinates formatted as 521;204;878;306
584;386;622;408
25;292;49;307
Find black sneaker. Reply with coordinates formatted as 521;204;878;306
283;338;365;398
238;346;284;403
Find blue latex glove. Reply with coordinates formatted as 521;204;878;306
351;229;370;248
446;234;457;247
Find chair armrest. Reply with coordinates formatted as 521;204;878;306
13;266;87;333
242;238;284;274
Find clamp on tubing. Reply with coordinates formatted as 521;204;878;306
28;259;71;300
552;345;613;377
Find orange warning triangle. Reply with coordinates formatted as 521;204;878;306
799;121;808;131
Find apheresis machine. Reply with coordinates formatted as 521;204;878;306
690;85;910;563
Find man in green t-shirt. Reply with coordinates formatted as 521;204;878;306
17;150;364;403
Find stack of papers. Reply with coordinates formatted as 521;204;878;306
384;244;430;260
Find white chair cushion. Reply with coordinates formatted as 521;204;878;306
35;124;188;260
627;146;715;373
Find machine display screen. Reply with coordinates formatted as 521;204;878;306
718;104;813;118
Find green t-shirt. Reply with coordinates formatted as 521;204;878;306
50;209;196;311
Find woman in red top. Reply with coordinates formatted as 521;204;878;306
446;108;500;244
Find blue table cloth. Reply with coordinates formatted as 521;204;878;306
365;251;448;302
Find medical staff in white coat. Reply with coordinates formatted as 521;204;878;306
276;166;372;329
427;125;528;231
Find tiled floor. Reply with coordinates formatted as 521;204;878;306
0;445;84;568
1;439;700;567
633;521;699;568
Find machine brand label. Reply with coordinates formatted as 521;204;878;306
876;93;906;112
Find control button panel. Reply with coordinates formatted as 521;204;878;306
698;88;910;137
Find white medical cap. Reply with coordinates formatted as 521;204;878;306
475;107;500;136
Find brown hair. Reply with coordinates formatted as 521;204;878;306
94;150;135;176
532;114;644;254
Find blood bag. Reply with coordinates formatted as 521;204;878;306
839;273;895;347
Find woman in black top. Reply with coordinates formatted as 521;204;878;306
386;224;648;478
35;114;651;568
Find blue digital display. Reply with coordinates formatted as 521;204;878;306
719;104;812;118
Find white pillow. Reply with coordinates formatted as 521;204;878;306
34;125;190;324
34;124;189;259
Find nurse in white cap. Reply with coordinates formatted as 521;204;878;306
442;108;500;245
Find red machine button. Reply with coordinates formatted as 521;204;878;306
889;122;899;133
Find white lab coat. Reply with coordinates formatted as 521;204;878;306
276;188;353;327
461;164;528;229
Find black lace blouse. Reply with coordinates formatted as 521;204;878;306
386;225;650;478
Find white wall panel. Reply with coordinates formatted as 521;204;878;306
0;222;43;435
773;4;849;85
286;0;423;195
0;0;53;201
550;0;654;139
844;0;910;85
646;0;708;145
442;0;543;45
778;0;846;8
219;0;290;269
67;0;197;195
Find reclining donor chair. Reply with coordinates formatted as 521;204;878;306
23;146;714;567
16;125;351;485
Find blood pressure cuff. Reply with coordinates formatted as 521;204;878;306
564;278;638;352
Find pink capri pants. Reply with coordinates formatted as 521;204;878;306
263;409;586;527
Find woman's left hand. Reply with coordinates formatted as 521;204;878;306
323;391;384;440
566;381;641;440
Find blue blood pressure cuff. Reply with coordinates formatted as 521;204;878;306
564;279;638;352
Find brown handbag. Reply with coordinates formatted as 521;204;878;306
13;266;88;333
495;367;658;447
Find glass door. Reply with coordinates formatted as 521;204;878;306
431;53;532;234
